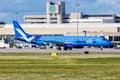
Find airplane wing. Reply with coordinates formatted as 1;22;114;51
44;40;74;45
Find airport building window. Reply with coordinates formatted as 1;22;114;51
0;35;2;40
50;18;57;20
114;36;120;41
109;36;113;41
110;36;120;41
50;22;57;24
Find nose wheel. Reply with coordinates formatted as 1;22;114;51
100;46;103;50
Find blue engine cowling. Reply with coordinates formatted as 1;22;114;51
64;44;73;50
36;41;45;45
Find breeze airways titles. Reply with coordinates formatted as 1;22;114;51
39;37;98;41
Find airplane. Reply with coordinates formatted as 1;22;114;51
13;21;113;50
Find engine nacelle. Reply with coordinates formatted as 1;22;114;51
36;41;45;45
74;45;84;48
64;44;73;50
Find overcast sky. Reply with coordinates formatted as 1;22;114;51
0;0;120;23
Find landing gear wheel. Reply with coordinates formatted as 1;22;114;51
57;47;61;50
69;47;72;50
64;47;68;50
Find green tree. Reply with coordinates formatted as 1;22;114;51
0;21;6;24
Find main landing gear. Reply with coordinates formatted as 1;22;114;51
56;44;73;50
57;46;61;50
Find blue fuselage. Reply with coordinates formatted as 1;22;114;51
13;21;113;50
34;36;113;47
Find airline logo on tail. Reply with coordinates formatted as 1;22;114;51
14;26;35;43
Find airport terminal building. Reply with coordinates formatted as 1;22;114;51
0;1;120;48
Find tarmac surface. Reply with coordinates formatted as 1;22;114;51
0;48;120;58
0;48;120;53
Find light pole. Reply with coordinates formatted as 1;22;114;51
15;12;18;21
83;30;87;36
76;0;80;36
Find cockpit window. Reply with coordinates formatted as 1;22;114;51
103;38;107;40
